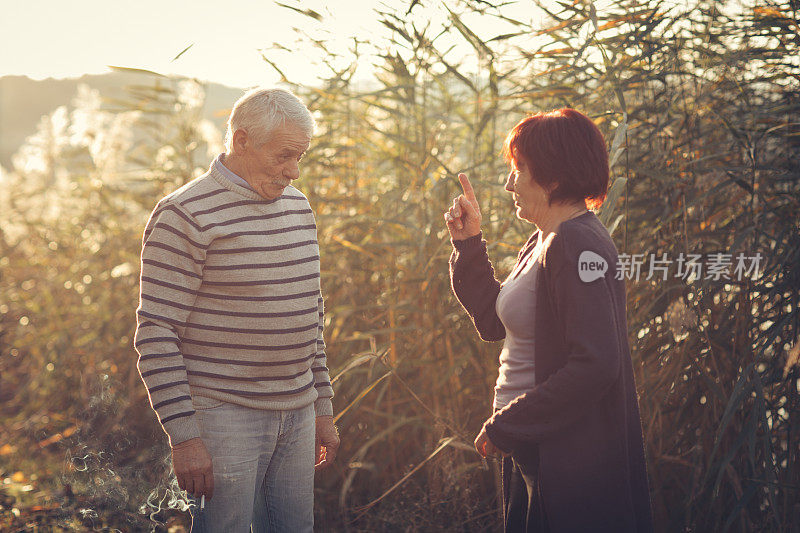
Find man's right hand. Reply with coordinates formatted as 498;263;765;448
444;173;482;241
171;437;214;499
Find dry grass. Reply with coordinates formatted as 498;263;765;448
1;0;798;531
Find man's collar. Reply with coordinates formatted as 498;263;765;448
214;154;254;191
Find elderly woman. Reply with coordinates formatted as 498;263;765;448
445;109;654;532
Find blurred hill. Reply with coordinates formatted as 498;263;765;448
0;72;244;170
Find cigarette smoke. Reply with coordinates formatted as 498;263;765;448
55;375;192;531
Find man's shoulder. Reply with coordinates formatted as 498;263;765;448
156;170;221;212
281;185;311;204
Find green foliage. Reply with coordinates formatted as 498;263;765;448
1;0;798;531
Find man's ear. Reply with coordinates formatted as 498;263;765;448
231;129;249;155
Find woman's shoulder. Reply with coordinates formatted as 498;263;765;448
541;212;620;278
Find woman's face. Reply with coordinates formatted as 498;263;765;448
504;157;551;224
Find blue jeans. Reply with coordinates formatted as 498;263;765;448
188;397;315;533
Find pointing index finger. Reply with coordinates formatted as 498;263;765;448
458;173;477;205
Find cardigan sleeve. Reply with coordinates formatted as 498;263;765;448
483;229;624;453
448;232;505;342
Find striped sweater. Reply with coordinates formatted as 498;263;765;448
134;164;333;446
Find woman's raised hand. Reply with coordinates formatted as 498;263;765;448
444;173;482;241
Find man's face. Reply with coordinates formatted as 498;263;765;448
239;122;311;200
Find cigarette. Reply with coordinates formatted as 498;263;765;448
200;495;205;510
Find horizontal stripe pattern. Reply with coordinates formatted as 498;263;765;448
141;280;319;301
183;352;317;367
213;225;317;241
150;203;313;232
205;379;315;397
134;167;334;445
206;239;317;255
160;411;195;424
203;254;319;270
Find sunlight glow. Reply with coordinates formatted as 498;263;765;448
1;0;542;87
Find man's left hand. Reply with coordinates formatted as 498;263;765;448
315;416;340;470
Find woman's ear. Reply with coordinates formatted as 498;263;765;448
543;181;558;205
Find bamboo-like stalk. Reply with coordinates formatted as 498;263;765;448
0;0;797;531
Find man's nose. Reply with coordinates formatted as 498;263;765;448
285;162;300;181
504;171;515;192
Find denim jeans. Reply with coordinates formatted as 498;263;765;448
188;397;315;533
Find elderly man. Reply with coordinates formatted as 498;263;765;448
134;88;339;532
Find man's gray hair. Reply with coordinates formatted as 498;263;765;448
224;88;315;151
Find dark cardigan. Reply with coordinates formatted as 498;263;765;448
450;211;654;533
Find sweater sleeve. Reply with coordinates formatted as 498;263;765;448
312;293;334;417
134;201;209;446
483;230;623;453
448;233;505;342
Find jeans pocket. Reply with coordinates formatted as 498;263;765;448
192;395;226;411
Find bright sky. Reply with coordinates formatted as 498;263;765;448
1;0;543;88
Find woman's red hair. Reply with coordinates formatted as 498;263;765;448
502;108;609;210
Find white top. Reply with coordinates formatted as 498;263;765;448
493;234;545;409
